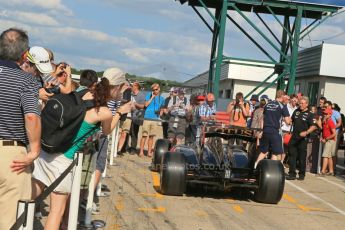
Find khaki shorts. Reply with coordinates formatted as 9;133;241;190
120;118;132;133
0;144;31;230
142;120;161;137
322;140;336;158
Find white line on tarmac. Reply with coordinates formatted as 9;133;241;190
316;177;345;191
286;180;345;216
336;164;345;170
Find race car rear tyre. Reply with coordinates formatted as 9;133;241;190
160;151;186;196
152;139;170;172
254;160;285;204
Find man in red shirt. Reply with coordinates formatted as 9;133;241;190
320;108;336;176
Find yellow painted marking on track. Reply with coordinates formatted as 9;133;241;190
111;223;122;229
283;193;297;203
139;193;164;199
115;198;124;211
297;205;309;211
138;207;166;213
233;205;244;214
308;207;323;211
195;210;208;217
151;172;160;190
297;205;323;212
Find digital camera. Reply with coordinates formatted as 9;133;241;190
45;86;60;94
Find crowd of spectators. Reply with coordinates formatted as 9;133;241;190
1;27;344;229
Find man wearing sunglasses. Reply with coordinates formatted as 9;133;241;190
139;83;165;157
0;28;41;229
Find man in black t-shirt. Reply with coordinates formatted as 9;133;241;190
286;96;317;180
255;90;291;168
316;96;327;117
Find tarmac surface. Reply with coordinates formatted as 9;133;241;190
33;147;345;230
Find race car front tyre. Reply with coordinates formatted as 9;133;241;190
160;151;186;196
152;139;170;172
254;159;285;204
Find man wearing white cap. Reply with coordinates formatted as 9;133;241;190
20;46;68;102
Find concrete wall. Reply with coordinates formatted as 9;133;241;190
233;79;277;99
320;44;345;78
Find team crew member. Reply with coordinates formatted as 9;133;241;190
286;96;317;180
0;28;41;230
255;90;291;168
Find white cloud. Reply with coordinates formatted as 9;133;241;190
2;11;59;26
0;0;73;16
158;9;192;20
55;52;129;71
124;28;211;58
52;27;134;47
123;47;174;63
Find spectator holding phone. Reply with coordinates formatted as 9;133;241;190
139;83;165;157
20;46;54;102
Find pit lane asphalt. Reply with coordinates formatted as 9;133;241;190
91;152;345;230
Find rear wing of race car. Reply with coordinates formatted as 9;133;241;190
203;124;262;142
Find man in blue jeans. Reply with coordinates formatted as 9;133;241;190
254;90;291;168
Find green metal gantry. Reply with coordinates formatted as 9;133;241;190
176;0;342;99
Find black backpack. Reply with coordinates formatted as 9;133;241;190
41;90;95;153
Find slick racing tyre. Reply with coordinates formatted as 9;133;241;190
160;151;186;196
254;159;285;204
152;139;170;172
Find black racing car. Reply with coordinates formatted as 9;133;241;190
151;124;285;204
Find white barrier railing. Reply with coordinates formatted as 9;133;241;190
68;152;84;230
109;123;120;166
15;200;35;230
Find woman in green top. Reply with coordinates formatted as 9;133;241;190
31;76;131;230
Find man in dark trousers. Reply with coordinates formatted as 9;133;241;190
286;96;317;180
129;82;146;154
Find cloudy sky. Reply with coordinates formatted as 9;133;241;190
0;0;344;82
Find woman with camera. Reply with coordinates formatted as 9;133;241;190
227;92;250;128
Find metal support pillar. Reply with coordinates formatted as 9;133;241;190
213;0;227;98
208;7;220;92
277;15;290;91
287;7;303;95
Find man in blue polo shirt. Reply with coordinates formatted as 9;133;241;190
139;83;165;157
254;90;291;168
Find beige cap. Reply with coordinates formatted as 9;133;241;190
103;67;127;86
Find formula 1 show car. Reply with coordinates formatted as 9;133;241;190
152;124;285;204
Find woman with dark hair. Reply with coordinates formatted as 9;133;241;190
27;77;131;230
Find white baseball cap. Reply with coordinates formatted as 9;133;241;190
103;67;127;86
27;46;53;74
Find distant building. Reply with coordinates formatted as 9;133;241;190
294;43;345;110
185;43;345;111
184;62;277;110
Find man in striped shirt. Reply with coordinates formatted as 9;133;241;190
0;28;41;229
